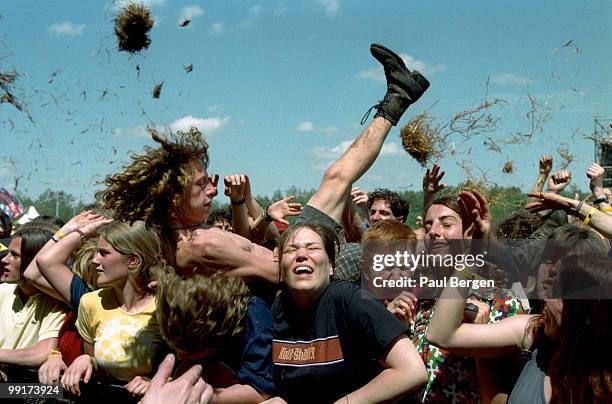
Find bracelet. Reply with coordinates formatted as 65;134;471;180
52;230;66;242
231;198;246;206
74;229;87;239
264;209;274;223
601;207;612;212
593;195;609;205
572;200;584;216
583;207;598;226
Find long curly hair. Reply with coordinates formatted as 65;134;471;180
95;127;209;229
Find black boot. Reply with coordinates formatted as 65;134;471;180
369;43;430;125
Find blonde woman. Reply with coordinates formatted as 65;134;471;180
60;221;168;397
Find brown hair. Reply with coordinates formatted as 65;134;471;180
277;223;340;270
156;271;251;353
95;127;209;229
527;255;612;403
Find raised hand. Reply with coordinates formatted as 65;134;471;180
547;170;572;193
423;163;448;196
539;155;553;177
351;187;369;210
267;196;302;225
224;174;248;203
587;163;605;194
457;190;492;241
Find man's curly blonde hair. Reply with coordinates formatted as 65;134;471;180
156;270;251;353
95;127;209;228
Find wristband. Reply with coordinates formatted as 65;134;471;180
51;230;66;243
583;207;598;226
231;198;246;206
593;195;609;205
571;200;584;216
601;207;612;212
264;209;274;223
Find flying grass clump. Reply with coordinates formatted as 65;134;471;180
114;2;154;54
400;113;441;167
502;160;513;174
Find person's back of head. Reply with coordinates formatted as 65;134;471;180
156;271;250;354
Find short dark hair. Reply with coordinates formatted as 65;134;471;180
13;226;55;279
367;188;409;219
278;223;340;269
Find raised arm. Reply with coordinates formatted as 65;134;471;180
530;155;552;195
35;215;111;305
526;191;612;238
24;211;106;302
587;162;612;212
423;163;448;212
225;174;250;238
307;43;429;224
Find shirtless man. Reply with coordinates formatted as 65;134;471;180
96;43;429;282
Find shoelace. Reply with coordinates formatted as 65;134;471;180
360;100;383;125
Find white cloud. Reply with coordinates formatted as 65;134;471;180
169;115;230;134
48;22;85;36
295;121;339;134
316;0;340;16
490;73;535;85
295;121;315;132
210;22;223;34
355;53;446;81
178;5;204;24
380;142;402;156
311;140;352;159
114;116;230;139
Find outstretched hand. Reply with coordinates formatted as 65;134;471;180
457;190;491;241
525;192;576;213
423;163;448;195
267;196;302;225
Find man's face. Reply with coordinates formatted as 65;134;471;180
181;159;217;225
1;237;22;283
370;199;402;223
423;204;467;255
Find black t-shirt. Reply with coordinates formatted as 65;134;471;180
272;280;407;403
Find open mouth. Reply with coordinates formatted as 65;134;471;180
293;266;313;275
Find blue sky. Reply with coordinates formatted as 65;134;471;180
1;0;611;204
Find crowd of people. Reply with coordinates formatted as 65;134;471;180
1;43;611;403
